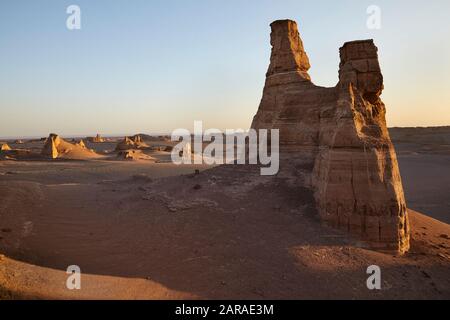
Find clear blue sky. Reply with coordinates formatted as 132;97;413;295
1;0;449;138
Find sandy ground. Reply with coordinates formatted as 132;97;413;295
396;153;450;224
0;156;449;299
0;130;449;299
390;127;450;224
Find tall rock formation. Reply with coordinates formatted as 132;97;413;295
252;20;409;253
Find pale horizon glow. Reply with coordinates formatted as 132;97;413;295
1;0;449;138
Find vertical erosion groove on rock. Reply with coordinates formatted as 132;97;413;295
252;19;410;253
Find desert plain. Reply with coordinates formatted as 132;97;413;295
1;16;449;301
0;127;449;300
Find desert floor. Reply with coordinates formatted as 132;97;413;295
391;127;450;224
0;131;449;299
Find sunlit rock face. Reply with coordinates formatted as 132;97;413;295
41;134;62;159
252;19;410;253
41;133;99;160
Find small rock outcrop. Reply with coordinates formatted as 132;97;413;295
42;134;60;159
1;143;11;151
115;135;149;151
42;134;98;159
252;20;409;252
89;134;105;143
76;139;87;149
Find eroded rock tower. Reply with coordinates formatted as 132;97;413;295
252;20;410;253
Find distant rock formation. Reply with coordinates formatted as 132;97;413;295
88;134;105;143
42;134;60;159
150;145;173;152
76;139;87;149
252;20;409;253
115;137;134;151
131;134;144;144
115;135;149;151
42;134;99;160
1;143;11;151
133;134;171;142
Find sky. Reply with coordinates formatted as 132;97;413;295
0;0;449;138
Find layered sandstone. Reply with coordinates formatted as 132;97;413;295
252;20;409;252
